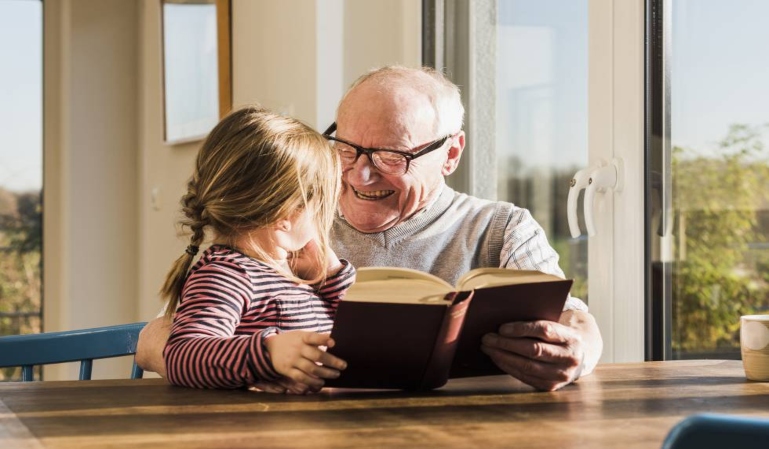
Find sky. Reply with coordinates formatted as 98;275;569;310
671;0;769;152
0;0;42;193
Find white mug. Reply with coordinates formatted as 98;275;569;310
740;314;769;381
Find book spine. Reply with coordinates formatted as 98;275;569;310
418;290;474;390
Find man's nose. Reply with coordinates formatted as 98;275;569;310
346;153;377;183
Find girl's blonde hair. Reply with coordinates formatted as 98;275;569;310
161;106;341;318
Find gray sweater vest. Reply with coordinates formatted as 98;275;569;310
331;186;512;286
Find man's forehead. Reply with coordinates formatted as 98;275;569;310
337;90;437;146
338;115;441;147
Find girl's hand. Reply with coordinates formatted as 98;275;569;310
289;240;343;281
263;331;346;393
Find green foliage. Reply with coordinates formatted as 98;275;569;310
672;123;769;354
0;188;42;381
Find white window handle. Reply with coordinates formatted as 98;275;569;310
567;167;594;238
584;158;624;236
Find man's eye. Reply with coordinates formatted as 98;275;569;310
336;146;356;157
377;152;404;163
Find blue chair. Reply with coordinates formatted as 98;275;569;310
0;322;147;381
662;413;769;448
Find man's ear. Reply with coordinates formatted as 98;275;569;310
442;131;465;176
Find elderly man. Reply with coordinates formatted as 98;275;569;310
137;66;602;392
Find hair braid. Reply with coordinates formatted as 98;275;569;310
160;181;208;319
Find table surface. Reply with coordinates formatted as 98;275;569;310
1;360;768;449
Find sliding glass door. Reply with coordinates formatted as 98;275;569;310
648;0;769;360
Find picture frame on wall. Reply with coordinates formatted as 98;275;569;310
161;0;231;144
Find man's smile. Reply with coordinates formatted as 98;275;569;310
352;187;395;200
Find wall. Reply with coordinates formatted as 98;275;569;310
43;0;140;379
135;0;199;325
343;0;421;88
232;0;320;124
232;0;421;129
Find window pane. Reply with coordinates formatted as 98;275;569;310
670;0;769;358
496;0;588;300
0;0;43;381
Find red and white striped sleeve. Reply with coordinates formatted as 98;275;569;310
164;262;280;389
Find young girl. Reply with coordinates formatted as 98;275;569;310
160;106;355;393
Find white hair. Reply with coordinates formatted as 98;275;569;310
340;65;465;137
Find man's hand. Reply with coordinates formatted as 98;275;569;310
135;316;172;378
480;310;602;391
263;331;346;394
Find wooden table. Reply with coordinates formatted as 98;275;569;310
1;360;768;449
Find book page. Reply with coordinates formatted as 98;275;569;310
456;268;564;291
344;279;453;304
354;266;453;288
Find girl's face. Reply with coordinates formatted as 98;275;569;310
281;206;317;252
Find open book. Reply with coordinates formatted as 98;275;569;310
325;267;573;390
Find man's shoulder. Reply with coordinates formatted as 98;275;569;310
446;187;520;216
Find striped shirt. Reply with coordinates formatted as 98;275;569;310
164;244;356;389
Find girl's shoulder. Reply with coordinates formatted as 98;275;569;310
193;244;278;277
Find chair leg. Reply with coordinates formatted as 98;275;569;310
131;361;144;379
79;359;93;380
21;365;34;381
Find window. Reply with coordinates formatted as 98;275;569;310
431;0;768;361
425;0;589;301
494;0;589;300
0;0;43;380
650;0;769;359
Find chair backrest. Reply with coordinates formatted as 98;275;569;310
0;322;147;381
662;413;769;449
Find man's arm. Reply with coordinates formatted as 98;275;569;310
484;205;603;391
135;316;172;378
480;310;602;391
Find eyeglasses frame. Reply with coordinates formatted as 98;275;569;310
322;122;454;175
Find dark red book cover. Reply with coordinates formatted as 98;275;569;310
325;275;572;390
325;300;453;390
448;279;572;378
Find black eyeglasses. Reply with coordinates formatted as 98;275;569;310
322;122;453;175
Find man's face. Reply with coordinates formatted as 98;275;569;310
335;84;462;233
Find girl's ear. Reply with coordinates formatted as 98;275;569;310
275;217;292;232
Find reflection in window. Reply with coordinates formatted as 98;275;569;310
0;0;43;381
669;0;769;358
495;0;588;300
